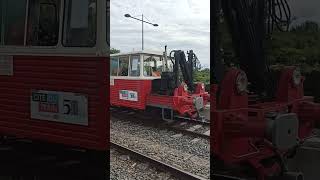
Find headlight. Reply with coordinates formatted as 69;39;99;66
292;68;301;86
236;71;248;94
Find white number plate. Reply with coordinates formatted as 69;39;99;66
30;90;88;126
119;90;138;101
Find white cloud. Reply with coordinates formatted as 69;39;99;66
110;0;210;67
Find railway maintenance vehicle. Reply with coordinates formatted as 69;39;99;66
110;47;210;122
0;0;108;179
212;0;320;179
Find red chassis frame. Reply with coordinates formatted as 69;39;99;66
211;67;320;179
154;83;210;118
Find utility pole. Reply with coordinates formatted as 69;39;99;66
124;13;158;51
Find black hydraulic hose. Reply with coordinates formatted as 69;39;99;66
212;0;225;107
169;50;176;65
229;0;267;93
268;0;291;32
272;2;286;31
178;51;194;92
221;0;291;95
170;50;180;88
266;0;291;96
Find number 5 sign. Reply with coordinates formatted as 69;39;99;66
31;90;88;126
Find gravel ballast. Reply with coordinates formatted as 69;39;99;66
110;117;210;179
110;147;179;180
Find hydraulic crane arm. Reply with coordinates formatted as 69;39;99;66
170;50;196;92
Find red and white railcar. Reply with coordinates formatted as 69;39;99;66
0;0;108;152
110;50;209;120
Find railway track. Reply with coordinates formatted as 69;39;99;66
163;120;210;139
110;107;210;139
111;141;207;180
111;141;244;180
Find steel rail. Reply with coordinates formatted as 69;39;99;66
111;141;208;180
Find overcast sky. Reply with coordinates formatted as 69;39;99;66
289;0;320;25
110;0;320;68
110;0;210;68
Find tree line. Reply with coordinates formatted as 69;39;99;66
222;21;320;73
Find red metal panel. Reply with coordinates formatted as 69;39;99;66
146;94;174;108
0;56;108;151
110;79;151;109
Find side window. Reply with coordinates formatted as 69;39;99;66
27;0;60;46
63;0;96;47
144;55;162;77
0;1;2;44
130;56;140;77
119;56;129;76
111;57;118;76
3;0;27;45
153;56;163;73
143;55;153;77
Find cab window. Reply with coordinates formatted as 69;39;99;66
130;56;140;77
2;0;27;45
143;55;162;77
0;1;2;44
63;0;96;47
153;56;163;72
111;57;118;76
0;0;60;46
27;0;60;46
143;55;152;76
119;56;129;76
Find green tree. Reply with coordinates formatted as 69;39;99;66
194;68;210;85
269;21;320;66
110;48;120;54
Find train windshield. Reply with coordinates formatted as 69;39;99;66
130;55;140;77
63;0;97;47
143;55;163;77
0;0;28;46
110;53;170;78
0;0;98;47
110;55;141;77
111;57;119;76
